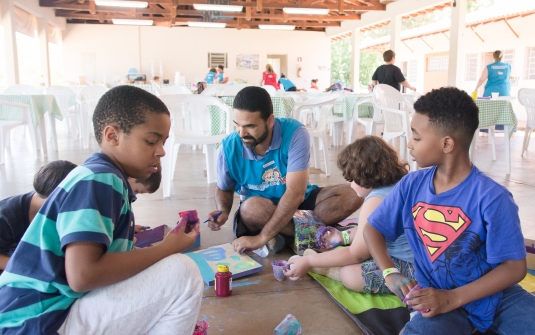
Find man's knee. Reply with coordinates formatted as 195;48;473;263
240;197;276;224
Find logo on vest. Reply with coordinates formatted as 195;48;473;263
248;167;286;191
263;160;275;168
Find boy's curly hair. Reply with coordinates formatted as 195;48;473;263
93;86;169;145
413;87;479;150
337;136;408;189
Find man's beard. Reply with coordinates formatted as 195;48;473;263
241;125;269;149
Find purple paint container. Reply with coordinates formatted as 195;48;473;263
403;284;430;313
274;314;302;335
272;260;289;281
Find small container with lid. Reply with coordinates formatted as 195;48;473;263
215;264;232;297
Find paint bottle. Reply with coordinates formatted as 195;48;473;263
215;264;232;297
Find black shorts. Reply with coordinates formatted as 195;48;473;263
233;187;322;238
287;87;297;92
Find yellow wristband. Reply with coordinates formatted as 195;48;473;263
342;231;350;245
382;267;400;279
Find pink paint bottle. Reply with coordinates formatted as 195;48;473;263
215;265;232;297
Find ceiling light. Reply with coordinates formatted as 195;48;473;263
283;7;329;15
188;21;227;28
96;1;148;8
112;19;153;25
258;24;296;30
193;4;243;12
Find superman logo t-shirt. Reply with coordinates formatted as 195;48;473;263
367;165;526;332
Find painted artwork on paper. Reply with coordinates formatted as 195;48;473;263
236;54;260;70
186;243;263;286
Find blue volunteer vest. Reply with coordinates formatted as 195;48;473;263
222;118;317;203
484;62;511;97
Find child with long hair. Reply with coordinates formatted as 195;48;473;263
261;64;279;90
285;136;414;296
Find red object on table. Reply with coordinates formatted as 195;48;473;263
215;265;232;297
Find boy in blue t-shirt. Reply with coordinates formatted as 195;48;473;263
0;86;203;334
363;87;535;335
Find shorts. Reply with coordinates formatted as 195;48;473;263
287;87;297;92
233;187;322;238
361;256;415;294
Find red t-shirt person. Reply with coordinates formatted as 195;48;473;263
263;72;280;89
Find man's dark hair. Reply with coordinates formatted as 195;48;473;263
413;87;479;150
93;86;169;145
383;50;396;62
218;65;224;70
33;160;77;198
233;86;273;120
337;136;408;189
280;73;286;78
134;165;162;194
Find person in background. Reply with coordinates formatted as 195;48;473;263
475;50;511;98
216;65;229;84
0;160;77;271
371;50;416;92
261;64;280;90
475;50;512;132
205;68;217;85
152;76;160;84
194;82;207;94
310;79;319;91
278;74;306;92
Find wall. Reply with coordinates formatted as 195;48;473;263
62;25;331;90
13;0;66;29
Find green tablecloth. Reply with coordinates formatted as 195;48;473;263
220;96;295;118
332;95;374;120
0;94;63;126
475;100;517;137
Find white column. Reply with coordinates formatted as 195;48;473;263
38;17;51;86
389;14;402;55
1;0;19;85
447;0;467;87
350;28;361;91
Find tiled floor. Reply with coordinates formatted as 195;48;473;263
1;124;534;334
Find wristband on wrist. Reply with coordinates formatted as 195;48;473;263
342;231;350;246
382;267;400;279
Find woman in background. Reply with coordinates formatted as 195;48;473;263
475;50;511;98
205;68;217;84
310;79;319;91
261;64;279;89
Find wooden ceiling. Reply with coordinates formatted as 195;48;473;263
39;0;398;31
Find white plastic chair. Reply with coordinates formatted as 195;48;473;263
519;88;535;156
2;84;42;95
76;85;108;149
45;86;80;143
159;95;233;197
221;84;251;96
372;84;416;171
346;95;384;143
0;100;39;164
261;85;277;97
151;81;192;96
200;85;227;97
294;96;339;175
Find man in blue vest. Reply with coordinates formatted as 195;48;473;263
208;87;363;253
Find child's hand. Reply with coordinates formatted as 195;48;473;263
284;256;310;281
405;287;459;317
384;273;417;301
162;221;200;253
207;211;228;231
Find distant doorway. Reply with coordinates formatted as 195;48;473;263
267;54;288;78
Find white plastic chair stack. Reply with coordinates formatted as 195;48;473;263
519;88;535;156
261;85;277;97
294;96;339;175
372;84;416;171
200;85;227;97
159;95;233;197
0;100;39;164
151;81;192;96
76;85;108;149
45;86;80;142
220;84;251;96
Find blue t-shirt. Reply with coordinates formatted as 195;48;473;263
217;72;225;83
367;165;525;332
205;71;217;84
217;118;317;202
484;62;511;97
0;191;34;255
0;153;136;334
278;78;296;91
366;185;413;264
